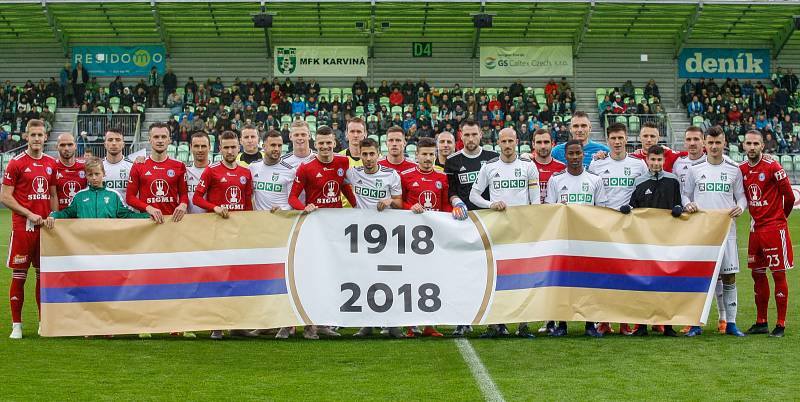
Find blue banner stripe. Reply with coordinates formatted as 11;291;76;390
41;279;287;303
496;271;711;293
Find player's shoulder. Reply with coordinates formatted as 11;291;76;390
378;166;395;174
519;154;532;163
446;150;464;160
278;161;295;170
485;156;500;164
400;167;417;176
11;152;25;161
723;159;739;169
352;165;365;172
551;170;567;178
482;150;500;160
42;153;57;163
209;161;222;169
690;159;708;167
279;153;293;161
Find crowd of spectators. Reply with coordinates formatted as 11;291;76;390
597;79;665;128
683;68;800;154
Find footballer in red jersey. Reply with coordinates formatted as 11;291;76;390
54;133;87;210
289;126;356;213
629;122;686;172
740;130;795;337
0;119;57;338
193;131;253;216
126;122;189;223
401;137;451;213
531;128;566;203
378;126;417;173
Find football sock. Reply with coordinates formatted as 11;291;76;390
773;270;788;327
752;271;770;324
10;270;26;323
715;280;726;321
723;283;738;324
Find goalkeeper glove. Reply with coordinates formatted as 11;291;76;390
452;200;468;220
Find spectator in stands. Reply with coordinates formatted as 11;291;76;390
184;76;197;96
377;80;391;98
559;89;576;113
353;77;368;95
782;69;799;93
40;106;54;130
545;79;559;104
772;68;784;89
71;61;89;106
167;91;183;116
756;113;769;131
765;131;779;154
108;76;123;97
389;88;403;106
688;95;704;117
161;68;177;106
612;95;626;114
60;61;72;106
509;79;524;99
146;66;159;108
644;79;660;101
621;80;635;99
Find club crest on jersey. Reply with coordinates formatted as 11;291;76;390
46;166;52;175
167;169;175;178
375;179;383;188
720;172;727;182
225;186;242;205
758;173;765;181
514;168;522;178
240;176;247;185
79;171;86;178
624;167;631;176
104;196;110;204
435;181;442;189
272;173;279;182
119;170;127;180
318;180;341;203
337;168;344;177
581;182;589;192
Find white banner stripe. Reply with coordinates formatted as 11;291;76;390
493;240;720;262
41;247;288;273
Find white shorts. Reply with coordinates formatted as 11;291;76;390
720;236;740;274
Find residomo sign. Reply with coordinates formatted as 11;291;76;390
72;45;166;77
274;46;368;77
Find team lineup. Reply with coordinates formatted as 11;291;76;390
1;111;793;340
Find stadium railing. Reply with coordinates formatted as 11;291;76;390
603;113;673;151
72;113;141;158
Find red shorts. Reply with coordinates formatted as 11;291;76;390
7;227;41;270
748;228;793;273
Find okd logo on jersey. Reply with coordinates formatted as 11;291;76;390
560;193;594;204
29;176;50;200
603;177;635;187
699;182;731;193
355;185;387;199
493;179;527;190
148;179;174;203
223;186;245;210
254;181;283;193
458;171;479;184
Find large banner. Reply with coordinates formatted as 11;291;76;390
479;46;573;77
40;206;730;337
72;45;166;77
273;46;368;77
678;48;771;79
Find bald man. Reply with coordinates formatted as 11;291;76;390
54;133;87;210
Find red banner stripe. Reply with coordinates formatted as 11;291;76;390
497;255;715;278
41;263;285;289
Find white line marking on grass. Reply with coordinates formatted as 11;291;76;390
454;338;505;402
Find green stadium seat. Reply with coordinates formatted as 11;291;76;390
368;134;380;143
794;125;800;136
430;105;439;115
380;143;388;154
178;144;189;152
109;97;120;113
519;144;531;153
634;88;644;96
280;115;292;125
167;144;177;157
615;115;628;126
176;88;185;97
281;144;289;153
356;106;365;117
487;88;498;98
483;144;494;151
46;97;57;113
341;87;352;98
96;105;106;113
628;116;640;132
177;150;189;163
535;94;546;105
635;95;644;105
305;115;317;129
329;88;342;100
692;116;705;126
780;155;793;172
534;87;545;96
405;144;417;153
213;154;223;162
390;106;403;116
122;106;132;113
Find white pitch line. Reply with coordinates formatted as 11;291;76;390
454;338;506;402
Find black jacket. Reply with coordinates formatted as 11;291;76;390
629;171;682;210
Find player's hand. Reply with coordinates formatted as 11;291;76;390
213;206;229;219
451;200;468;220
43;217;55;230
684;202;699;214
376;199;393;212
134;156;146;164
26;213;43;226
490;201;507;211
411;203;425;214
172;204;187;222
303;204;318;214
729;206;743;218
270;206;281;213
145;206;164;224
593;151;608;160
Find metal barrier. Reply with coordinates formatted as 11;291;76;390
72;113;141;158
603;113;673;150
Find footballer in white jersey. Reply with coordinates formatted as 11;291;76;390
545;170;609;206
281;151;316;169
588;154;646;210
250;160;296;211
102;157;133;207
186;163;208;213
470;154;540;208
345;166;402;210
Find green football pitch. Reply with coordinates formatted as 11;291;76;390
1;208;799;401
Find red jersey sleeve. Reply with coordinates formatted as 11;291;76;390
192;167;217;211
440;177;452;212
243;170;254;211
288;163;307;210
400;174;414;210
126;162;149;212
3;158;18;187
774;163;795;217
176;163;189;206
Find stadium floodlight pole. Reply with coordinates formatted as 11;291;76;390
674;1;703;59
573;1;595;58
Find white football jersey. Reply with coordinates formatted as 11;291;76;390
683;158;746;237
250;160;296;211
545;169;609;206
345;166;402;210
472;156;540;206
588;154;647;209
185;163;208;214
281;151;316;169
103;157;133;207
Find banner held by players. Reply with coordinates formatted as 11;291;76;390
39;206;731;337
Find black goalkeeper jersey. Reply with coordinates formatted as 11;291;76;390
444;148;499;210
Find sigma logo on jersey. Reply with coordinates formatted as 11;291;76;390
492;179;527;189
60;180;81;205
147;179;174;203
29;176;50;200
699;182;731;193
748;183;768;206
316;180;340;204
559;193;594;204
418;190;438;210
458;171;478;184
354;185;387;199
602;177;635;187
223;186;246;210
253;181;283;192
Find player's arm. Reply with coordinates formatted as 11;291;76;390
682;169;697;212
594;181;610;208
379;173;403;211
731;170;746;217
192;169;227;218
527;163;541;205
342;183;356;207
48;185;58;212
775;166;795;217
445;159;460;204
125;164;150;213
244;176;254;211
1;163;41;224
114;193;151;220
544;176;557;204
171;165;189;222
440;179;453;212
468;165;494;209
288;165;308;211
46;197;78;225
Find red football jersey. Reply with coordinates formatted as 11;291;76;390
400;167;452;212
289;154;354;209
378;157;416;173
55;159;87;210
631;147;686;172
740;157;794;231
126;156;188;215
534;158;566;204
193;162;253;212
2;152;57;227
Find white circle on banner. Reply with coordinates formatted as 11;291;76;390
288;209;491;327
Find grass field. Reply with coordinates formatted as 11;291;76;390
1;209;800;401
